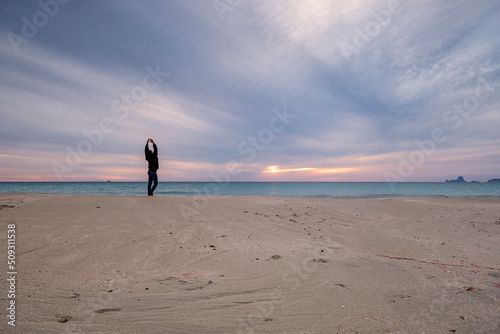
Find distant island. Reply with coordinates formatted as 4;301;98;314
445;176;500;183
445;176;467;183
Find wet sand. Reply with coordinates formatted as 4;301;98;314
1;194;499;333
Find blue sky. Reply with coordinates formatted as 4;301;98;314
0;0;499;182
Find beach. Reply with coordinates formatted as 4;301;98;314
1;194;499;333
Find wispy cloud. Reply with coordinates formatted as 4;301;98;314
0;0;499;181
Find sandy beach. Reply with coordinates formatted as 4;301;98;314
1;194;499;333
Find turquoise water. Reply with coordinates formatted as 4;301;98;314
0;182;499;198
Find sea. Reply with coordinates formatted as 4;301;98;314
0;182;499;198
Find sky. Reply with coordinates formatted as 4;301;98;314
0;0;499;182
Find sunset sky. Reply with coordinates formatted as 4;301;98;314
1;0;499;182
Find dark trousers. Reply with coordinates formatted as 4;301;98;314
148;170;158;195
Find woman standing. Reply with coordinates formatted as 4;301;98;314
145;138;159;196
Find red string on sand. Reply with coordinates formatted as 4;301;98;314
373;254;500;271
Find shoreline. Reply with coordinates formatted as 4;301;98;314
1;194;499;333
1;192;500;200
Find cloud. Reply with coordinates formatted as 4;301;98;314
0;0;499;181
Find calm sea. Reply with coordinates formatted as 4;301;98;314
0;182;499;198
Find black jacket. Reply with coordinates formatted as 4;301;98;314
145;144;159;171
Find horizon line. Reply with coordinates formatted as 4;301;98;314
1;180;498;183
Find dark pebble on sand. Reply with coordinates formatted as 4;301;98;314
57;316;72;323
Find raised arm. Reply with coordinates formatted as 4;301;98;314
150;139;157;154
145;139;151;158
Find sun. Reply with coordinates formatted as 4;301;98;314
262;165;315;173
